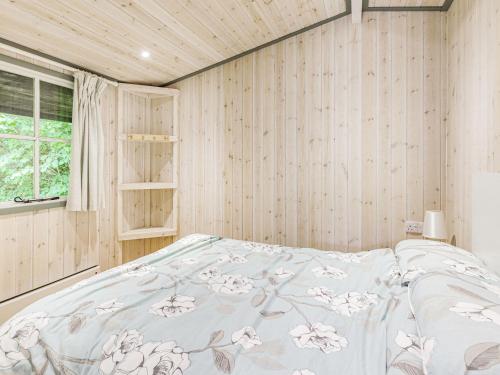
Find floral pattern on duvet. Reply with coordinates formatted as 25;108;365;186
395;240;499;284
0;234;399;375
409;271;500;374
385;285;429;375
393;240;500;374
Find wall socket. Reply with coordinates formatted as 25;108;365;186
405;221;423;234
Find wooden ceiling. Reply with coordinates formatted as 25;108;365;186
0;0;345;84
0;0;450;85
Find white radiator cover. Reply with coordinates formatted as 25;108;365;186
0;266;100;324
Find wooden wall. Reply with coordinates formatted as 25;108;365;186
445;0;500;249
0;47;177;302
0;78;172;301
0;8;458;302
0;83;121;302
174;12;447;252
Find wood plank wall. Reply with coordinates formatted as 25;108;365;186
0;9;452;301
446;0;500;249
0;80;172;301
173;12;447;252
0;47;177;301
0;45;124;301
0;84;120;302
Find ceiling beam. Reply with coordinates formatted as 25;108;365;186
352;0;363;23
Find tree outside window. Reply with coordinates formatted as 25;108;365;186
0;68;73;202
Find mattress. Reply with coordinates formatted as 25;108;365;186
0;235;499;374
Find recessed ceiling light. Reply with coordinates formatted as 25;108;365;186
141;50;151;59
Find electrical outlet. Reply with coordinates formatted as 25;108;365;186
405;221;423;234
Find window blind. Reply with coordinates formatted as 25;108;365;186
0;70;73;123
40;80;72;123
0;70;34;118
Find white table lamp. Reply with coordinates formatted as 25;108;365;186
423;210;447;240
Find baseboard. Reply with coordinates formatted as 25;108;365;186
0;266;100;324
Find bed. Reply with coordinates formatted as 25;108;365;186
1;235;499;374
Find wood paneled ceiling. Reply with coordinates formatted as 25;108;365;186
0;0;451;85
0;0;346;84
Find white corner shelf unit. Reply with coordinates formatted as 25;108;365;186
117;83;179;241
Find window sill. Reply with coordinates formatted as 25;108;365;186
0;198;67;215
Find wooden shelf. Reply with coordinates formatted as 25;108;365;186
117;83;179;243
120;133;178;143
118;182;177;191
119;227;177;241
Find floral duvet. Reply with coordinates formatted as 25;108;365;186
1;234;402;375
397;240;500;375
1;236;499;375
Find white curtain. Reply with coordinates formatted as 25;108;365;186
67;71;108;211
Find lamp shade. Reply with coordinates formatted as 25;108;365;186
423;210;447;240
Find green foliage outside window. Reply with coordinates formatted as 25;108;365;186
0;113;71;202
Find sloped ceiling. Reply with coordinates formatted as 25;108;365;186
0;0;450;85
0;0;346;84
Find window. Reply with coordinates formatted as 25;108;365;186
0;64;73;202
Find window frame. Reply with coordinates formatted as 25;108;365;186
0;60;73;201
